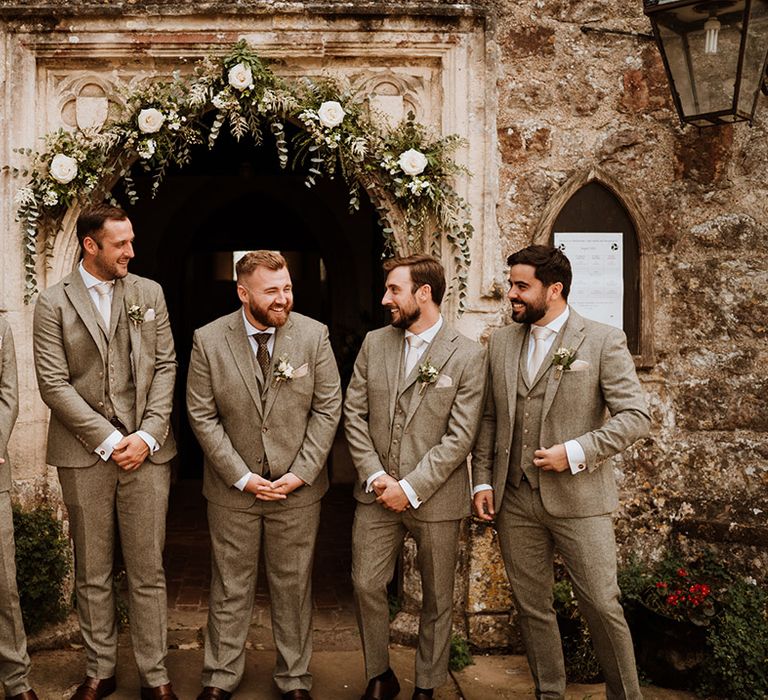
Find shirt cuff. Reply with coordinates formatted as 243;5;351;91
94;430;123;461
233;473;251;491
472;483;493;495
136;430;159;454
365;470;386;493
399;479;422;509
565;440;587;474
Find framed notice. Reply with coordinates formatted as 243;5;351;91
553;232;623;329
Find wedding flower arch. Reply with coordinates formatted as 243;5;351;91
9;41;473;308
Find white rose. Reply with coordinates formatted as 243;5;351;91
49;153;78;184
137;108;165;134
228;62;254;91
398;148;428;176
317;100;346;129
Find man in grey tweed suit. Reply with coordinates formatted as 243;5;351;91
0;318;39;700
186;251;342;700
473;245;650;700
345;255;487;700
33;205;178;700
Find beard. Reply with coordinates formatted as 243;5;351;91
510;296;547;325
249;298;293;328
389;302;421;330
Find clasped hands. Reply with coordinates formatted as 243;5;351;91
112;434;150;472
372;474;410;513
472;443;569;522
244;472;305;500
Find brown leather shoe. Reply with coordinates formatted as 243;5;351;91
360;671;400;700
140;683;178;699
69;676;117;700
8;691;40;700
196;688;232;700
282;691;312;700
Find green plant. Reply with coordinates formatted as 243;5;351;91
448;634;473;672
12;504;71;634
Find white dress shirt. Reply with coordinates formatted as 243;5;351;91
233;310;277;491
472;307;587;496
78;263;159;462
366;315;444;509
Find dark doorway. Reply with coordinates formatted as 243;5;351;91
121;124;385;608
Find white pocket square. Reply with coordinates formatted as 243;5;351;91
568;360;590;372
435;374;453;389
293;362;309;378
144;308;156;322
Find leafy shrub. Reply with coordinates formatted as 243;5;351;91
449;634;474;672
552;579;602;684
12;504;71;634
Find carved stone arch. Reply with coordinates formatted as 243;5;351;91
532;167;655;367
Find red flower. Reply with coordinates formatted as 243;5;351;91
677;568;688;578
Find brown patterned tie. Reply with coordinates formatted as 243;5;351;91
255;333;271;380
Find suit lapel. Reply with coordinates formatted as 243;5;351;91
263;317;294;421
541;309;586;421
403;326;458;430
384;328;403;426
226;312;264;417
63;270;106;362
505;326;526;431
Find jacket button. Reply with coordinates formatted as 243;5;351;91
262;426;268;433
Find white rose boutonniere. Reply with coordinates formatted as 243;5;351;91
49;154;78;184
552;347;577;373
127;304;148;327
317;100;346;128
398;148;428;176
273;356;295;382
228;62;254;91
417;358;440;394
137;108;165;134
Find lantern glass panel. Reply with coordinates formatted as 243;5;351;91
738;0;768;115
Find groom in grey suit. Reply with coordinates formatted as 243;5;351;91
0;318;39;700
472;245;650;700
345;255;487;700
186;251;342;700
33;205;178;700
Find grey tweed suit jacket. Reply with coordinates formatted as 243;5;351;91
344;323;488;521
186;310;342;510
472;307;650;518
33;269;177;466
0;318;19;493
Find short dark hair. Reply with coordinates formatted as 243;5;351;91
76;204;129;250
382;254;446;305
236;251;287;281
507;244;572;300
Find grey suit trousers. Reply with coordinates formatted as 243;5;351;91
497;481;642;700
58;460;171;686
0;492;32;696
351;503;460;690
204;499;321;694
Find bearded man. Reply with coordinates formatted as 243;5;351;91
186;251;342;700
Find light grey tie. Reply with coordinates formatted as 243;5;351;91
404;335;427;377
94;282;113;328
528;325;553;378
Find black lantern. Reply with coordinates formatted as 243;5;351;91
643;0;768;126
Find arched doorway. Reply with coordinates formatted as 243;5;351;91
121;123;385;610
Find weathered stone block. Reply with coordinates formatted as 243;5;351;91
467;520;512;613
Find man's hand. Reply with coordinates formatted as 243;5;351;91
270;473;305;496
112;434;150;471
533;444;569;472
373;474;410;513
244;474;287;501
0;457;4;465
473;489;495;521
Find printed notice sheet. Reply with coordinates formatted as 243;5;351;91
553;232;623;329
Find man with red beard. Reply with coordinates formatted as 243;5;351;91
345;255;487;700
186;251;341;700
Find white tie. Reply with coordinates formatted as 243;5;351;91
528;325;552;379
404;335;427;377
94;282;113;328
